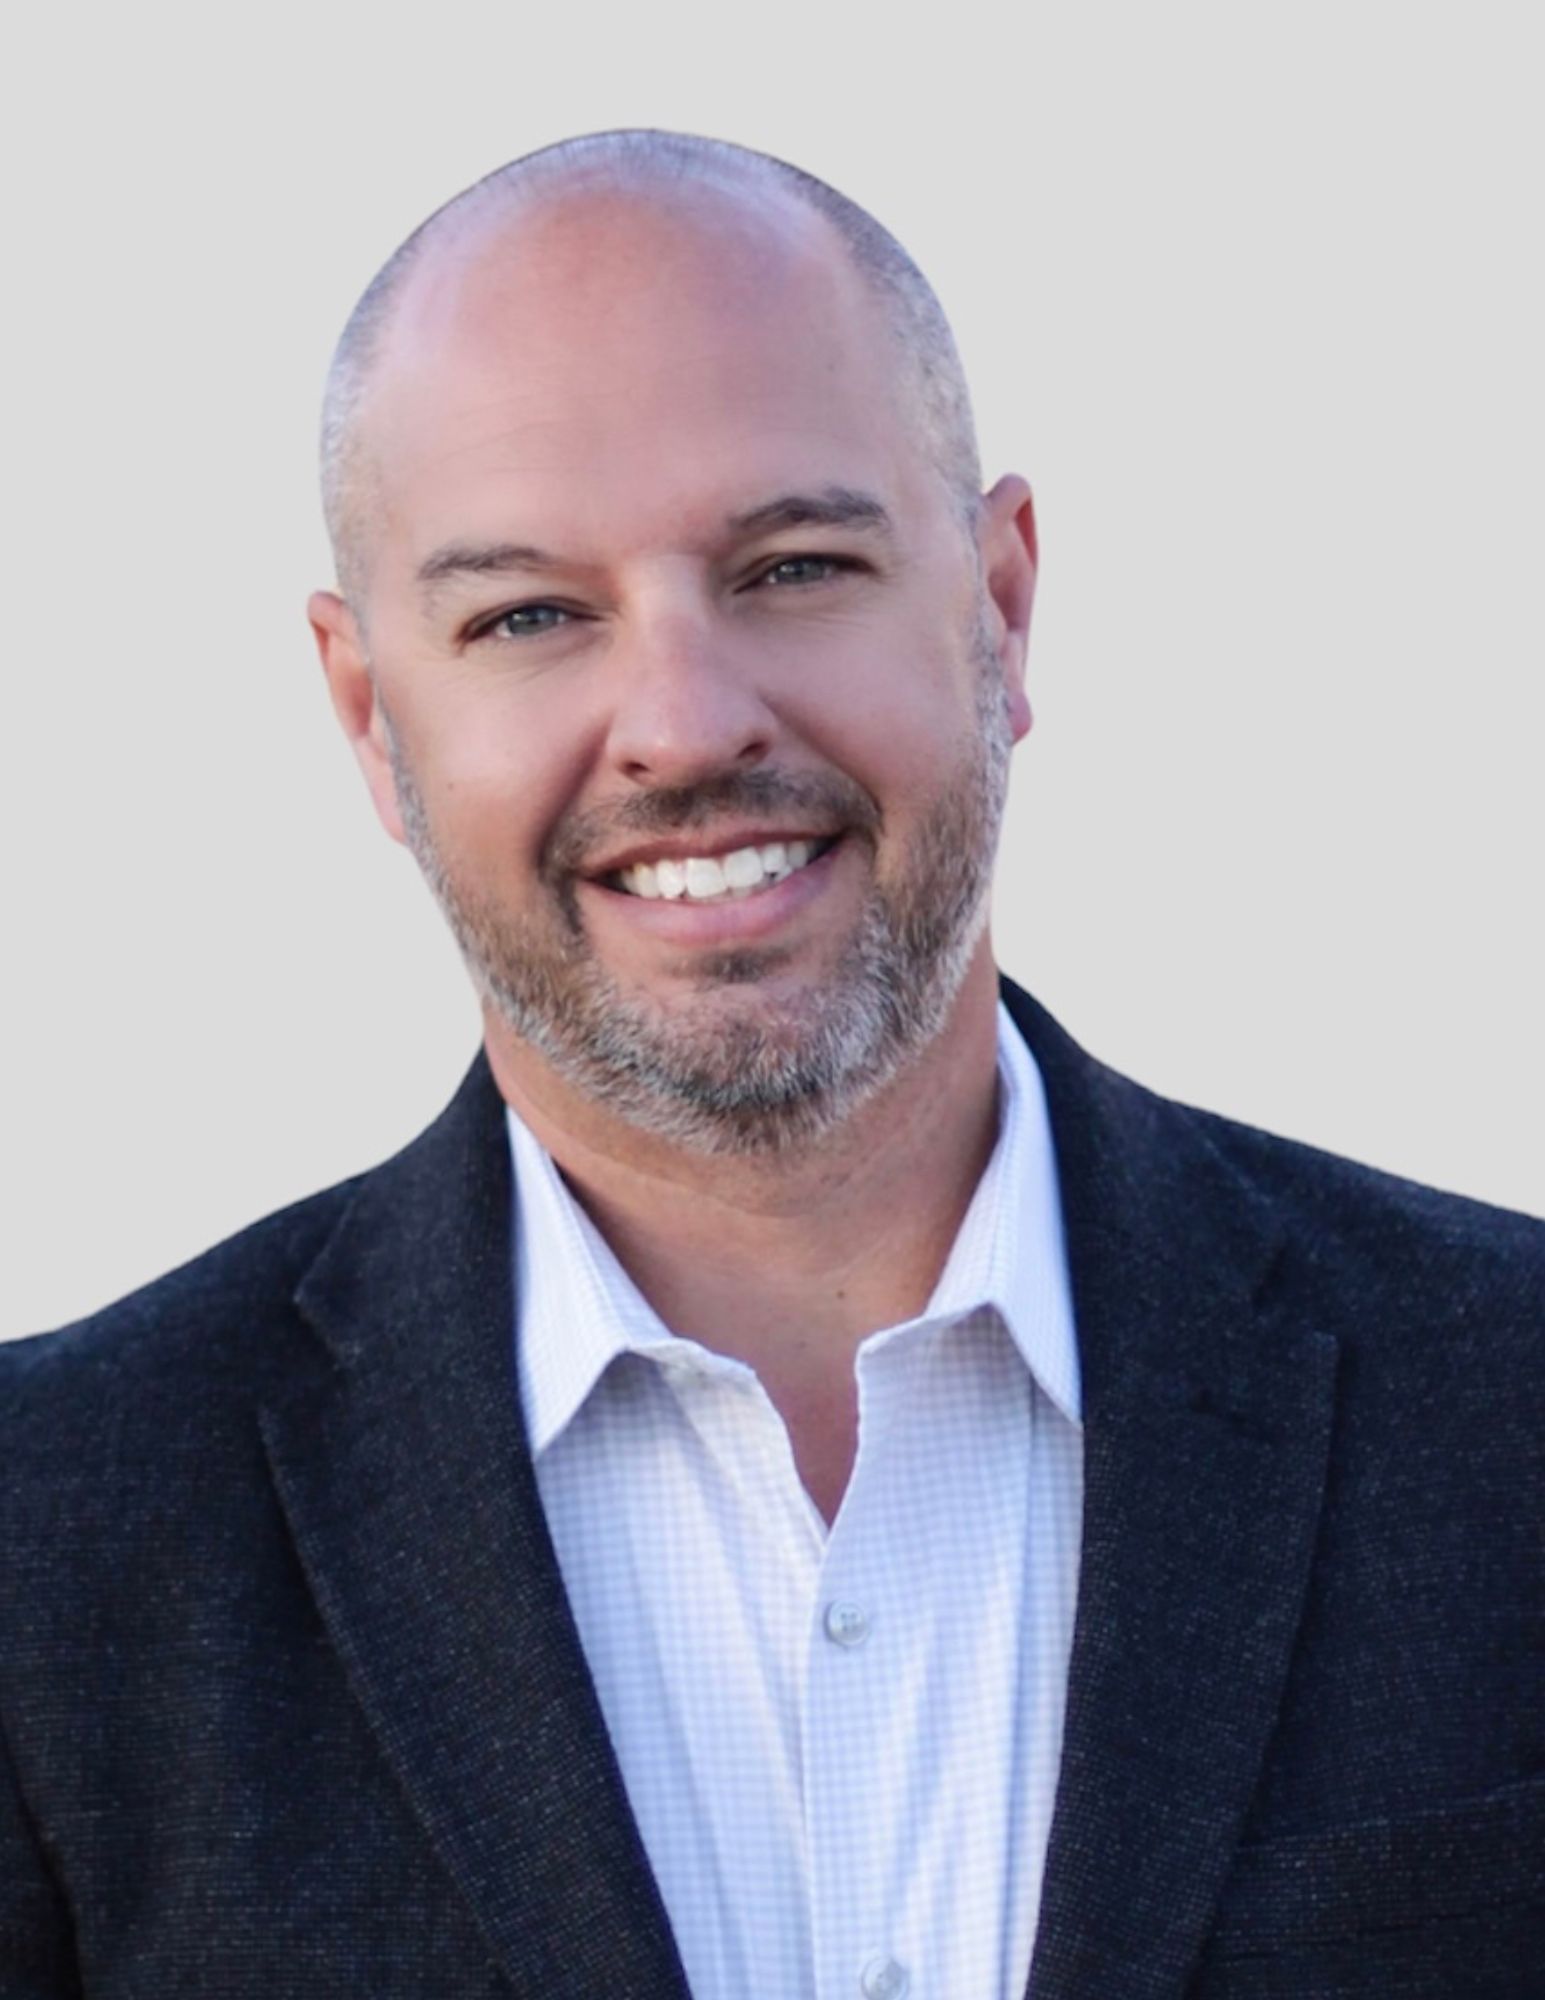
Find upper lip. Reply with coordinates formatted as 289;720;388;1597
583;827;844;880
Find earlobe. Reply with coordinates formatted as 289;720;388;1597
1005;683;1033;744
307;590;407;846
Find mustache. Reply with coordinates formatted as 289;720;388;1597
545;767;882;879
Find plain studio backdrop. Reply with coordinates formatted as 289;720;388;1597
3;2;1541;1339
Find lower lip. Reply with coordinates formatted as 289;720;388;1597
578;839;847;948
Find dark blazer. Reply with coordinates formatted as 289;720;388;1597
2;985;1542;1998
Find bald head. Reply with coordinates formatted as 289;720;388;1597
319;131;981;603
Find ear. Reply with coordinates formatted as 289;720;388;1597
977;474;1038;744
308;591;407;845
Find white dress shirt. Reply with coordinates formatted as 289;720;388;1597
510;1003;1083;2000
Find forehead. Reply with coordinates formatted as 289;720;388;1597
361;186;933;564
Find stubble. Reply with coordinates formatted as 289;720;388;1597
389;620;1013;1155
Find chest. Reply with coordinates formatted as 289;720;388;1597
534;1326;1084;2000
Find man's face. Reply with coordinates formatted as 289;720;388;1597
318;190;1034;1149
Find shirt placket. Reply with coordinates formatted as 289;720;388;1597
804;1330;926;2000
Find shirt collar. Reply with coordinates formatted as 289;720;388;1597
923;1003;1081;1425
509;999;1082;1459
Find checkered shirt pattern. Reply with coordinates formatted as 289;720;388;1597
509;1003;1083;2000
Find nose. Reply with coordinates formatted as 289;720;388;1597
603;607;776;789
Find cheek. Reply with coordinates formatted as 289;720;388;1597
786;641;976;810
392;684;594;878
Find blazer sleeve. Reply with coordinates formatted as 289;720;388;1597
0;1713;80;1999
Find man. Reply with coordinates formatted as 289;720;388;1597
1;130;1540;2000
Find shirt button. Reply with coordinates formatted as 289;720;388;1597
823;1599;872;1648
861;1956;909;1998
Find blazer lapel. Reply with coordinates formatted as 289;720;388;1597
256;993;1334;1998
1006;987;1339;2000
259;1057;691;2000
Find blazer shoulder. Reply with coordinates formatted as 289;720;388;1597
0;1174;362;1453
1002;978;1543;1359
1162;1095;1545;1442
0;1050;498;1492
1191;1096;1545;1287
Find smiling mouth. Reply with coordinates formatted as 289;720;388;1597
606;837;839;904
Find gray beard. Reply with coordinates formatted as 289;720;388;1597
390;631;1013;1156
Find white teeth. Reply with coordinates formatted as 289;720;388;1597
722;846;765;890
684;856;727;899
617;836;828;901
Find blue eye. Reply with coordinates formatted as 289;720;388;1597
486;603;570;639
759;556;844;587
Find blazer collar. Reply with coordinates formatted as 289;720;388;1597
262;987;1335;2000
1004;982;1337;1999
259;1058;693;1998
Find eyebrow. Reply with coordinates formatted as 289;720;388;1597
725;487;896;539
415;487;895;595
417;541;558;589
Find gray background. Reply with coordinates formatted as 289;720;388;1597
5;0;1541;1338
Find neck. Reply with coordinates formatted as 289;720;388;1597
486;950;1003;1360
488;951;1003;1522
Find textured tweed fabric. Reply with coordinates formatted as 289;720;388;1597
2;983;1542;1997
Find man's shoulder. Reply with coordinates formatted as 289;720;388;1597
3;1052;504;1411
1187;1090;1544;1343
1003;979;1544;1343
0;1174;363;1453
1190;1087;1543;1261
